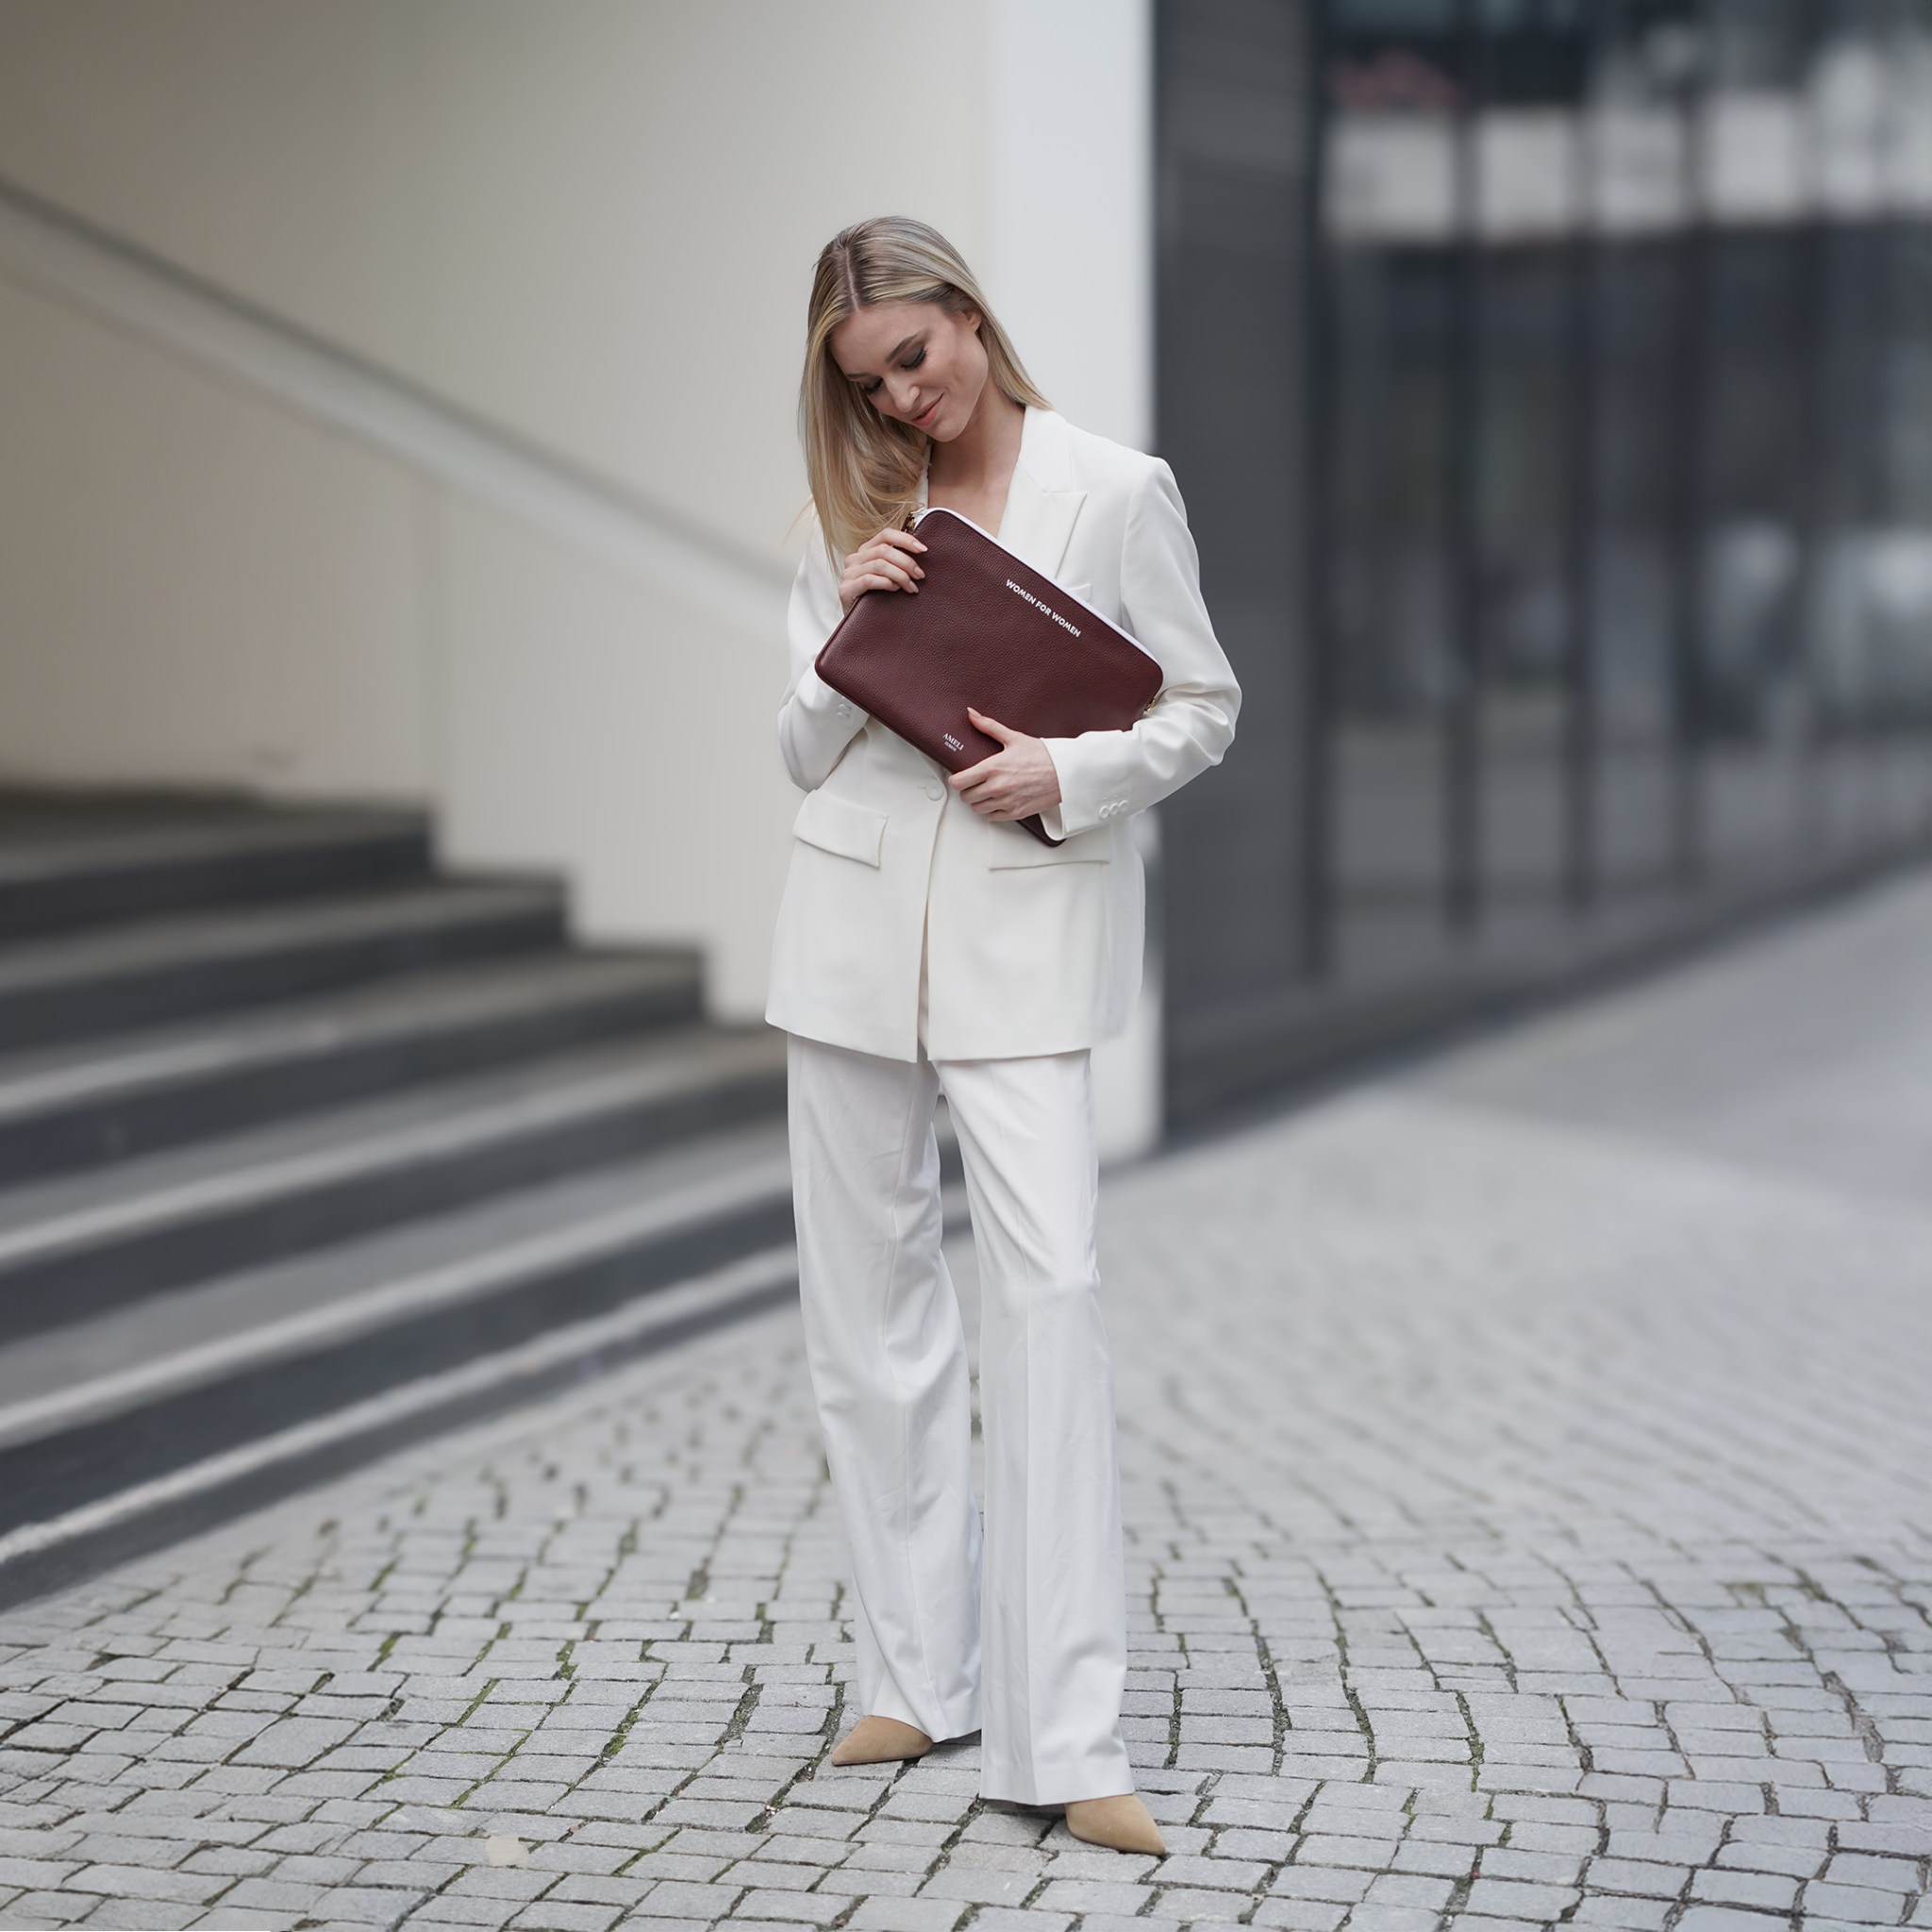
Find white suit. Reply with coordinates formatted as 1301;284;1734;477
770;408;1239;1806
768;407;1241;1062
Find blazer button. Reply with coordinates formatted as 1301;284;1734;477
924;783;944;802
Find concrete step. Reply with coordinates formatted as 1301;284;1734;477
0;878;566;1052
0;1119;798;1557
0;1025;789;1342
0;794;430;941
0;789;798;1601
0;948;703;1184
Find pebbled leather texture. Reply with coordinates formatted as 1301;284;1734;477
814;509;1164;847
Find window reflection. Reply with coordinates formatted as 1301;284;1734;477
1319;0;1932;980
1153;0;1932;1111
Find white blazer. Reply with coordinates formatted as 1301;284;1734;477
767;407;1240;1063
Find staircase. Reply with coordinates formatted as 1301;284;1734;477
0;791;793;1604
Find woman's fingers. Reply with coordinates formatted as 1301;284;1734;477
955;767;1038;819
861;530;925;570
839;558;922;608
958;774;1012;816
840;537;924;608
949;722;1062;820
837;525;926;608
869;534;924;570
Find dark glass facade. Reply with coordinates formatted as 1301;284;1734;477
1157;0;1932;1122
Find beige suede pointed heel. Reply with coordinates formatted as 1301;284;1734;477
1065;1793;1166;1856
828;1717;932;1766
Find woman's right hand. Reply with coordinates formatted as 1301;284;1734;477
838;527;926;614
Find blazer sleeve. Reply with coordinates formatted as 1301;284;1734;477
776;530;868;791
1038;458;1241;841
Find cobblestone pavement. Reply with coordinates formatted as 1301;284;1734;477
2;874;1931;1932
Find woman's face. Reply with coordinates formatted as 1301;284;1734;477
830;300;990;442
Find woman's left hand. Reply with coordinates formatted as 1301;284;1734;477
951;709;1063;820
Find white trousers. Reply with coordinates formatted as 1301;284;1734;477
787;1033;1132;1806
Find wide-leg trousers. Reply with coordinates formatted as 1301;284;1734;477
787;1033;1133;1806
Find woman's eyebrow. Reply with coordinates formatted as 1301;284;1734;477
841;333;924;382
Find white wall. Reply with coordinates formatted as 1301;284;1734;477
0;272;431;800
988;0;1155;454
986;0;1161;1156
0;0;1162;1140
0;0;994;563
0;261;804;1016
429;491;795;1018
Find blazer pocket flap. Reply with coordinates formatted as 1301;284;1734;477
793;790;887;867
987;822;1113;869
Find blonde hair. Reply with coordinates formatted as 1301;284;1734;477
800;217;1049;560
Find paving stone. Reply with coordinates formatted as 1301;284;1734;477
1586;1855;1692;1895
0;1856;84;1888
1250;1902;1348;1931
969;1913;1073;1932
3;894;1932;1928
627;1881;743;1919
1675;1910;1798;1932
229;1717;360;1767
0;1892;98;1927
1691;1865;1803;1911
65;1861;232;1903
1267;1866;1374;1905
1030;1876;1151;1913
1828;1851;1925;1891
1480;1845;1585;1886
727;1891;852;1924
403;1899;529;1927
916;1867;1037;1907
1340;1908;1439;1932
1571;1901;1671;1930
70;1903;205;1930
1805;1879;1914;1921
1361;1872;1455;1909
1296;1834;1401;1869
509;1904;626;1932
1461;1875;1584;1918
1715;1839;1821;1879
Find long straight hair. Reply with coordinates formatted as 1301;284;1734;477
800;217;1049;561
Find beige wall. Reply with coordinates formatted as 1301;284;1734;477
0;272;431;799
430;490;795;1019
0;0;1158;1137
0;0;993;563
0;264;802;1016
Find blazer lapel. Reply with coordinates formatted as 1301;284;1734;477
998;409;1086;583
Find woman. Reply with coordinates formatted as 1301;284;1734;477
769;217;1239;1855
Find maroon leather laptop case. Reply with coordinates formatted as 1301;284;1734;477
814;508;1163;847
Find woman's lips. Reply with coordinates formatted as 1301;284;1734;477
913;394;943;427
